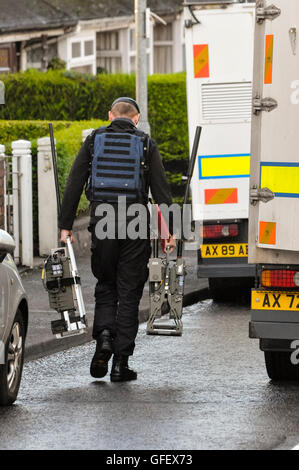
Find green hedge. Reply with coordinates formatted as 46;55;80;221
0;70;189;200
0;71;189;248
0;118;106;201
0;120;107;249
0;70;136;121
148;74;189;201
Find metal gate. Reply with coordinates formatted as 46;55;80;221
0;146;21;264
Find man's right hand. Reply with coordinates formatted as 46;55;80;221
164;235;176;254
61;229;75;244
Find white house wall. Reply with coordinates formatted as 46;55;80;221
0;12;185;75
58;29;97;74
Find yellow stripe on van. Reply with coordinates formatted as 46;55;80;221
199;155;250;179
260;164;299;196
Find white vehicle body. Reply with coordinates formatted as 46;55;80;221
248;0;299;380
184;0;256;292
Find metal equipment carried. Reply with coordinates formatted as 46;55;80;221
146;126;202;336
42;124;88;339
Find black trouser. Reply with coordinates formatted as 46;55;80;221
90;226;151;356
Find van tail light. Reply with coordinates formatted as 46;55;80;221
261;270;299;288
201;224;239;239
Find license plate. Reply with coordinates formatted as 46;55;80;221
252;290;299;311
201;243;248;259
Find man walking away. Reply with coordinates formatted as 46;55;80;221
59;97;175;382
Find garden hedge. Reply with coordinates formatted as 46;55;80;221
0;120;107;248
0;71;190;248
0;70;189;201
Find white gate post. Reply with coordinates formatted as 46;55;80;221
12;140;33;268
11;146;20;263
37;137;58;256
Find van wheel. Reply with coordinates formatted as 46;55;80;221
265;351;299;381
0;310;25;406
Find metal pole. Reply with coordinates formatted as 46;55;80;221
183;126;202;207
177;126;202;257
49;123;62;219
135;0;151;135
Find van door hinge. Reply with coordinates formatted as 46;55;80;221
253;96;278;115
250;186;275;206
256;4;281;24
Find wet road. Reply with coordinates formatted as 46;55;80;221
1;298;299;450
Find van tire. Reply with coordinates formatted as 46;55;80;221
265;351;299;381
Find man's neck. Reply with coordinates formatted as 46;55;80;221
111;116;136;126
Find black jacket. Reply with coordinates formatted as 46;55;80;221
59;118;173;231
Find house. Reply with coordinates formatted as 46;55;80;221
0;0;185;75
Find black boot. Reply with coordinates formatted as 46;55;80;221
110;355;137;382
90;329;114;378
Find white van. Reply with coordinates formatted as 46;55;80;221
248;0;299;380
184;0;256;299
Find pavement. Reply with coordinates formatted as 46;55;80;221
21;243;208;362
2;297;298;450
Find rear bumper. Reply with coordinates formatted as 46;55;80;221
198;262;256;278
250;301;299;340
250;320;299;341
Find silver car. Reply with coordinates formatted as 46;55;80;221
0;229;28;405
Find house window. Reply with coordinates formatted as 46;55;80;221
97;57;122;74
154;23;173;42
26;41;58;71
153;23;173;74
154;46;172;74
98;31;119;51
129;55;135;73
96;31;121;74
130;29;135;52
72;42;81;58
0;48;9;71
84;40;94;56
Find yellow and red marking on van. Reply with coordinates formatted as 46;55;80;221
193;44;210;78
264;34;274;84
259;221;276;245
204;188;238;205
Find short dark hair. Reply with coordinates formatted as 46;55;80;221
111;102;139;118
111;97;140;113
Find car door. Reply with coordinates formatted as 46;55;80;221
0;260;9;364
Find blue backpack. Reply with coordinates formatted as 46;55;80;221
86;129;149;203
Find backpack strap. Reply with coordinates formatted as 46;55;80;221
89;126;107;160
85;127;107;190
